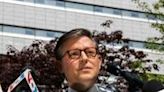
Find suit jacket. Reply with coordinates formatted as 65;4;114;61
66;84;117;92
67;84;100;92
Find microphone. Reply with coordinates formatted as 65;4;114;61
107;63;144;91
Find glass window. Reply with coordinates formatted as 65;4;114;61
3;26;13;33
54;32;63;37
66;2;93;11
94;6;103;12
56;0;65;7
65;2;75;9
47;32;63;37
138;12;147;19
122;10;131;17
103;7;113;14
123;10;147;19
36;30;63;38
23;0;35;3
147;14;156;20
46;31;55;37
0;25;2;32
3;26;35;35
3;26;26;34
113;9;122;15
16;0;25;1
131;11;139;17
13;27;26;34
45;0;56;6
25;29;35;35
129;41;145;49
35;30;48;37
35;0;45;4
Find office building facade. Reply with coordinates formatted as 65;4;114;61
0;0;163;73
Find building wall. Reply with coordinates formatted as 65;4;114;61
0;0;163;74
0;35;33;54
0;1;162;41
67;0;158;11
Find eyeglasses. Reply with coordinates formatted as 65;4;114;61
64;47;98;59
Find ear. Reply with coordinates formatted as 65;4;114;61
55;60;63;73
59;61;64;73
98;55;102;60
98;55;102;70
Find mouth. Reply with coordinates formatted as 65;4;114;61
79;67;92;71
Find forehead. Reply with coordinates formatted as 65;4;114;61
62;36;96;51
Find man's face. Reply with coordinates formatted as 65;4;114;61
61;36;102;88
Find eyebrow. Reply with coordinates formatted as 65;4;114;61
67;47;97;51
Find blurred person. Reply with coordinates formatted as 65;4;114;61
54;28;102;92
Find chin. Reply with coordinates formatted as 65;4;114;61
79;73;97;81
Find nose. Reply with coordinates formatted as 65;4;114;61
81;51;88;60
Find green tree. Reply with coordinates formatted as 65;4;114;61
132;0;164;83
132;0;164;51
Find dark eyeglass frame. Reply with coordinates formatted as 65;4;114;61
63;47;98;59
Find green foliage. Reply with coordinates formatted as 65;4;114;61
140;73;164;83
156;59;164;64
137;59;164;83
153;0;164;10
145;38;164;51
130;60;143;70
132;0;164;52
152;23;164;34
132;0;151;12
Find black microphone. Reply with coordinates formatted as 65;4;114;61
107;63;144;91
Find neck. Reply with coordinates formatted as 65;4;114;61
69;84;98;92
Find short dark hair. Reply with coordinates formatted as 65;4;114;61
54;28;95;60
